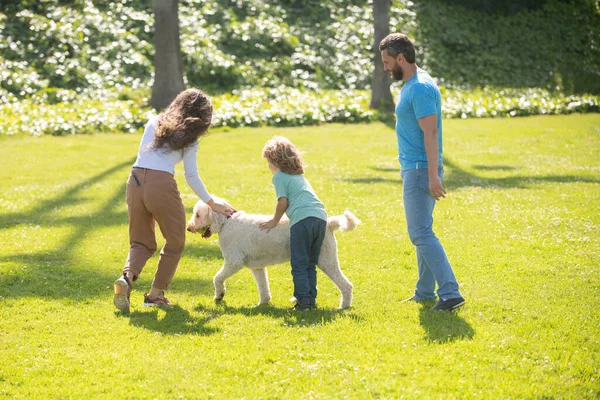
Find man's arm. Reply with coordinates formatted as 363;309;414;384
418;114;446;200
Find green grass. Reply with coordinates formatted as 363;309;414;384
1;114;599;398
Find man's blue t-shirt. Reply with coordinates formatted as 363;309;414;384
395;69;443;170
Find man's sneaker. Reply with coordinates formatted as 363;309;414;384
143;292;172;308
113;274;132;312
402;295;436;304
432;296;465;311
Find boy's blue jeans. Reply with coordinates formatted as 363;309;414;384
401;166;462;301
290;217;327;306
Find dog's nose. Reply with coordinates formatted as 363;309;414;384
187;225;194;232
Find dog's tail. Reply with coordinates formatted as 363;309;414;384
327;211;361;232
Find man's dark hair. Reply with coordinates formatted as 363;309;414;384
379;33;416;64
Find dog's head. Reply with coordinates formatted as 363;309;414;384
186;199;228;238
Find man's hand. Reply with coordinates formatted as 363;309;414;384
429;175;447;200
259;219;278;233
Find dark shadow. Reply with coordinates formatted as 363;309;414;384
418;305;475;343
343;166;401;185
0;157;135;230
164;277;216;297
183;243;224;261
344;177;401;185
472;165;517;171
443;158;600;190
371;167;399;173
194;302;360;327
0;158;137;300
125;305;220;336
345;157;599;190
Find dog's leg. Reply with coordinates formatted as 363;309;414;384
250;268;271;306
213;260;243;302
318;238;353;309
319;262;354;309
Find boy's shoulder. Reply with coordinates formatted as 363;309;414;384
274;171;304;179
273;171;307;187
272;171;289;184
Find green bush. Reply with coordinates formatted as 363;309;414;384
411;0;600;94
1;86;597;136
1;0;597;99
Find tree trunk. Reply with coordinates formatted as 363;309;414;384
370;0;394;112
150;0;185;111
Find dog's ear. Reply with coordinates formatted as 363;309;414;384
208;205;227;234
203;204;213;224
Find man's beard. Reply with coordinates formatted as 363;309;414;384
391;64;403;81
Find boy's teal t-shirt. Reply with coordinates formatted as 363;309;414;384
395;68;443;170
272;171;327;227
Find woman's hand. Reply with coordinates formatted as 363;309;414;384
208;199;236;217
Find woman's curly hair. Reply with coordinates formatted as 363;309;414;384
262;136;305;175
152;88;213;151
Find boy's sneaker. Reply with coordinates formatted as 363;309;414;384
143;292;172;308
432;296;465;311
293;303;311;312
113;274;132;312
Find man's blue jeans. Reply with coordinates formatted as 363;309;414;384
290;217;327;307
401;166;462;301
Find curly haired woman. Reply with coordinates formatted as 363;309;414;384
113;88;234;312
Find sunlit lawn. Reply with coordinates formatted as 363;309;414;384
0;113;599;398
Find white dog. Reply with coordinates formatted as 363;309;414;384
187;200;359;308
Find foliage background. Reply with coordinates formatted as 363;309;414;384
0;0;598;135
1;0;599;99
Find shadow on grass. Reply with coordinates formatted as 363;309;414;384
418;306;475;343
1;157;135;300
358;119;599;188
0;157;135;231
194;302;362;328
0;157;228;302
344;157;599;189
124;305;220;336
183;243;224;261
472;165;517;171
0;161;132;300
443;158;600;190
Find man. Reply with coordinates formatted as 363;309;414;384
379;33;465;310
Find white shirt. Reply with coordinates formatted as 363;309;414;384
133;116;212;203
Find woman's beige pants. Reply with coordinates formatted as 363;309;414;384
123;167;186;290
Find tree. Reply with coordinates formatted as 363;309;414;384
370;0;394;112
150;0;185;110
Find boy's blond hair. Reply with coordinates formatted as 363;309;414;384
262;136;304;175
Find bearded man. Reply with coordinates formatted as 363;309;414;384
379;33;465;311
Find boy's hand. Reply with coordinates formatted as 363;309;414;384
260;219;278;233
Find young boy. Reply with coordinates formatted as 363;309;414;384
259;136;327;311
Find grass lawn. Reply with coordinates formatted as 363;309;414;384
0;113;599;398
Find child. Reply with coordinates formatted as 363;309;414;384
113;88;235;312
260;136;327;311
